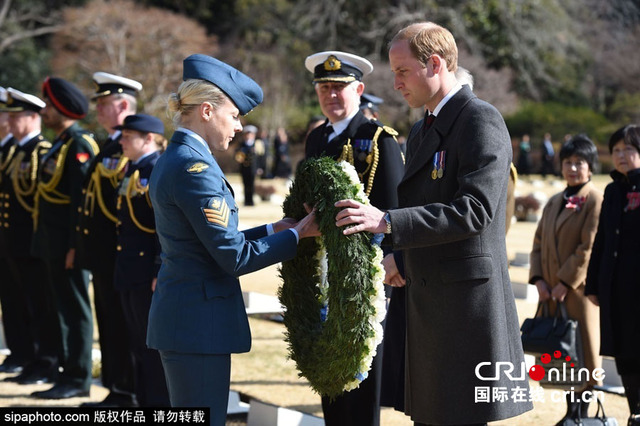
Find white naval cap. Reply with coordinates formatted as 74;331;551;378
92;71;143;99
2;87;46;112
304;51;373;83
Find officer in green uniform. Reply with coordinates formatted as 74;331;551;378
0;89;61;386
77;72;141;407
31;77;99;400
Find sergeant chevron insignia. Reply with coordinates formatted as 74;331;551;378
203;197;230;227
187;162;209;173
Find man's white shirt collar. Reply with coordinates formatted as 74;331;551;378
18;130;41;146
430;82;463;117
327;109;359;142
108;130;122;141
0;133;13;147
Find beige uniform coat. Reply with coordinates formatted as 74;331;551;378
529;181;603;387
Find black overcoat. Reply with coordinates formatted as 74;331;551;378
386;86;532;424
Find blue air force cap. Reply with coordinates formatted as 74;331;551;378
114;114;164;135
360;92;384;112
182;54;263;116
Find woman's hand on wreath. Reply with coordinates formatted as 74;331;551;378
273;218;297;233
383;254;406;287
334;199;386;235
293;206;321;239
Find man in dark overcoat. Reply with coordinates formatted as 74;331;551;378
335;22;532;425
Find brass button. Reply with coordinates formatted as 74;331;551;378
117;245;122;251
83;229;89;235
77;207;82;213
3;203;8;208
139;251;144;256
3;213;8;218
3;223;8;228
75;226;80;231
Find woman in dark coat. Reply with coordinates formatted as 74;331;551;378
585;125;640;425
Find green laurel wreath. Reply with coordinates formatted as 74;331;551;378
278;157;386;398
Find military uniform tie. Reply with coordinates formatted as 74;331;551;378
323;124;334;142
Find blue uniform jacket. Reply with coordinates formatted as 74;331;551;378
114;151;161;291
147;130;297;354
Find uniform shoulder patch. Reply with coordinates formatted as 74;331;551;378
203;197;230;228
187;162;209;173
382;125;398;137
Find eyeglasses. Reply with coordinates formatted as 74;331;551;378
561;159;588;168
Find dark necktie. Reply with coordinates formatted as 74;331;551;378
323;125;334;142
425;113;435;129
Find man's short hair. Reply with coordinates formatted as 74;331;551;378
390;22;458;71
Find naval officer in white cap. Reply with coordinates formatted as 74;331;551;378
304;50;405;426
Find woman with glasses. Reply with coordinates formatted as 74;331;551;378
529;134;603;424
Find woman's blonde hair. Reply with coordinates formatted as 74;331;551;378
390;22;458;71
167;79;228;128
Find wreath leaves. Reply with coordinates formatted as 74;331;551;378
278;157;386;398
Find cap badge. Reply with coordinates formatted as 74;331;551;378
324;55;342;71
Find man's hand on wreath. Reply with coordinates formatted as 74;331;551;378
334;199;386;235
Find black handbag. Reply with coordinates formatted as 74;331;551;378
559;397;618;426
520;301;584;388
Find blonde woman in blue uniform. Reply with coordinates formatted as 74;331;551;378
114;114;169;406
147;54;319;426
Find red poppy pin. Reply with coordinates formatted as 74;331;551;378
625;192;640;212
565;196;586;211
76;153;89;163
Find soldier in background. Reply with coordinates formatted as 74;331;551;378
0;87;30;374
31;77;99;400
77;72;141;408
235;125;261;206
113;114;169;406
1;89;61;386
359;92;383;121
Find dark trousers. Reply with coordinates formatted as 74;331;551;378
44;258;93;390
9;256;60;370
321;342;383;426
92;262;135;395
0;257;34;364
616;357;640;414
241;169;255;206
119;284;169;406
160;351;231;426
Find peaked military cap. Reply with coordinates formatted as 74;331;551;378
243;124;258;134
360;92;384;112
92;72;143;99
3;88;46;113
0;87;7;107
42;77;88;119
182;54;263;116
305;51;373;84
114;114;164;135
